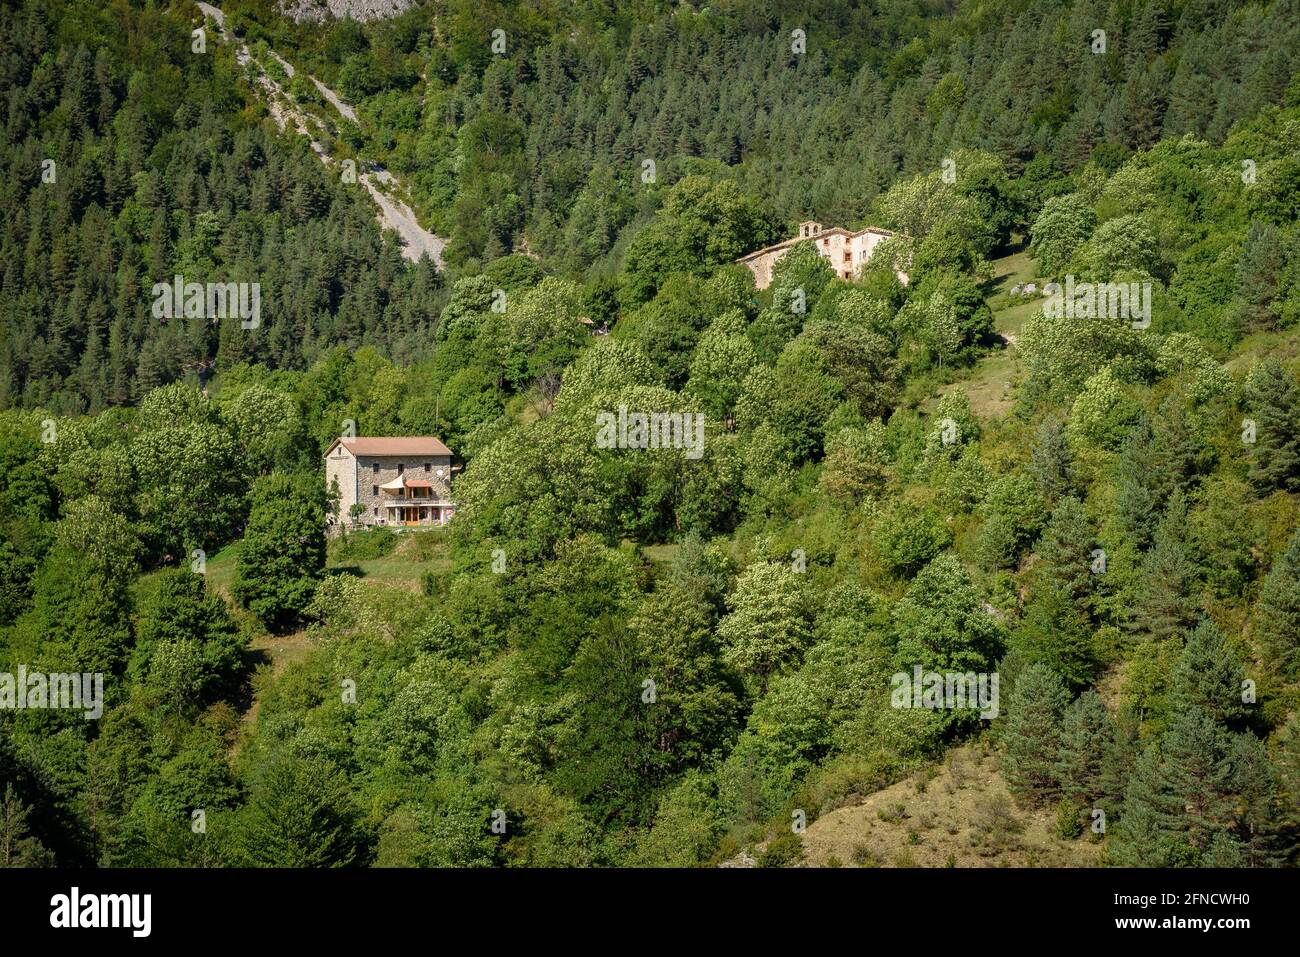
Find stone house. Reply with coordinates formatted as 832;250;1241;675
735;221;908;288
324;436;457;530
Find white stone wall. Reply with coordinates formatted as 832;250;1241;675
742;228;904;290
849;231;889;276
741;250;781;288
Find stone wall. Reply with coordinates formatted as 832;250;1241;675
325;443;357;522
353;454;454;525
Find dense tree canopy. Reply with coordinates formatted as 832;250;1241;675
0;0;1297;871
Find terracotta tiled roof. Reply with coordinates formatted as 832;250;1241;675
326;436;452;457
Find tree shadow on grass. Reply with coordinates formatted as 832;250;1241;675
324;565;364;578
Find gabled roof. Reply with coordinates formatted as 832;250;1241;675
735;225;897;264
324;436;452;458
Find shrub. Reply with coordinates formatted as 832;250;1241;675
877;802;907;824
851;843;879;867
329;526;398;563
1053;797;1085;840
758;831;803;867
876;500;953;575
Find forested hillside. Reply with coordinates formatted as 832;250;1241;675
0;0;1298;868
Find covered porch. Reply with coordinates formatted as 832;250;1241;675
376;475;454;526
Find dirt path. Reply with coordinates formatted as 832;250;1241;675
196;2;446;266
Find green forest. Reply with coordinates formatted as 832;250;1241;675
0;0;1298;868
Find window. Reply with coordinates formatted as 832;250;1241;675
424;462;431;472
373;485;379;496
372;507;378;516
372;462;378;474
397;463;404;475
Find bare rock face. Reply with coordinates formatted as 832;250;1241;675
280;0;414;23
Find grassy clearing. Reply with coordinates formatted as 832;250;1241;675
640;543;682;563
935;348;1021;421
920;248;1041;421
327;528;452;592
796;744;1102;868
1223;328;1300;374
986;246;1047;341
204;543;239;599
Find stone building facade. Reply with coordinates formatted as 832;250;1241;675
735;221;907;288
324;436;456;530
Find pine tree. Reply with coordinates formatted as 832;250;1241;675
1126;0;1169;69
1054;691;1114;811
1228;732;1287;867
1128;492;1200;642
1199;829;1246;866
1275;715;1300;865
1160;706;1237;855
1169;618;1249;730
1149;395;1207;497
0;785;53;867
1014;583;1098;691
1028;417;1077;504
1000;663;1070;806
1108;744;1196;867
1254;527;1300;682
1032;496;1097;611
1099;709;1141;815
1114;417;1160;549
234;755;366;867
1244;359;1300;492
1236;222;1286;330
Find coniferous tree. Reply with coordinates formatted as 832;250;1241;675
0;784;54;867
1109;744;1198;867
1032;496;1098;612
1113;417;1161;550
1275;715;1300;864
1099;709;1142;817
1236;222;1287;330
1128;492;1200;642
1244;359;1300;492
1149;395;1208;497
1227;732;1288;867
1253;528;1300;682
1027;417;1078;503
234;755;367;868
1054;691;1115;812
1169;618;1249;730
1198;830;1247;866
1014;583;1098;691
1000;663;1070;806
1160;706;1238;856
